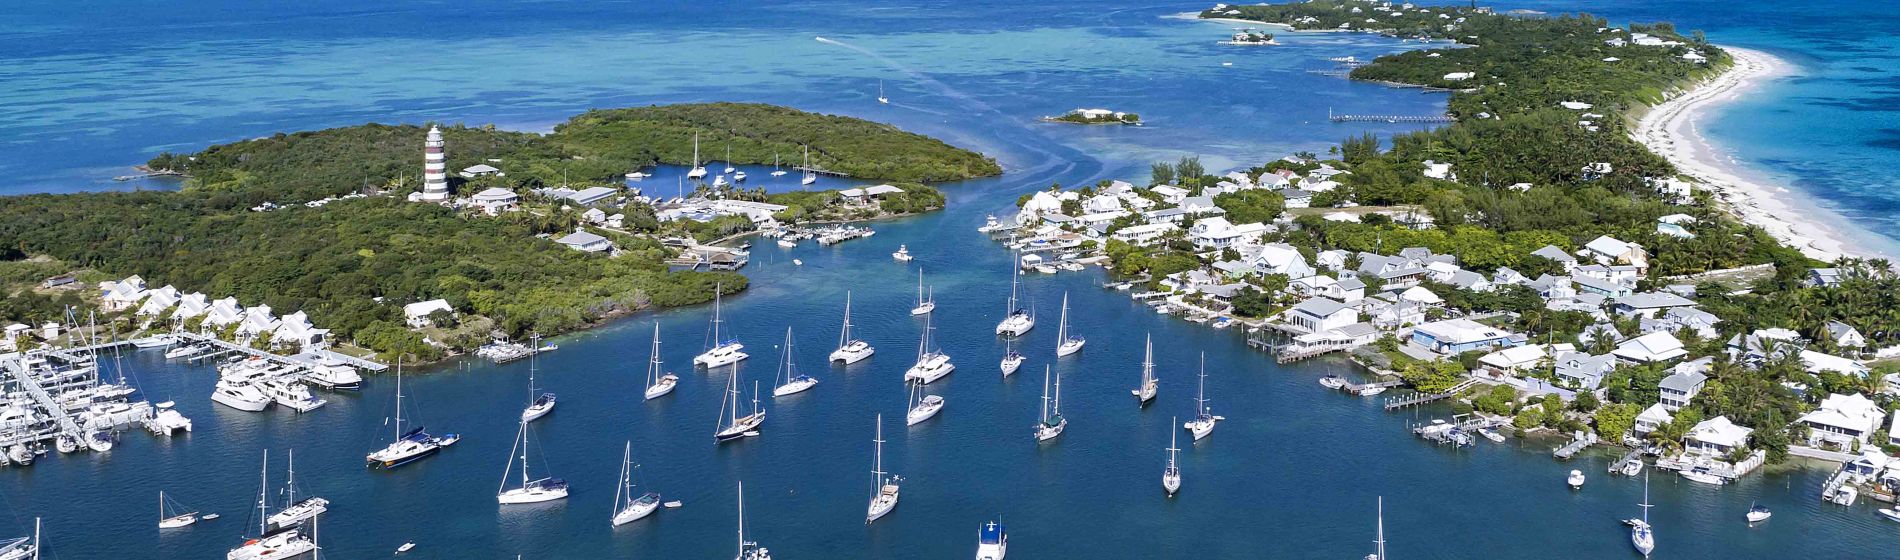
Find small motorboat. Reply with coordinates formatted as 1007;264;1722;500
1746;503;1771;523
892;245;913;262
663;500;684;508
1358;386;1386;396
200;513;220;521
1879;508;1900;523
1319;375;1346;390
396;542;416;554
1680;467;1727;486
1567;469;1585;489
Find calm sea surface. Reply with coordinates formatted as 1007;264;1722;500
2;1;1896;558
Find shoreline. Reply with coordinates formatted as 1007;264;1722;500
1633;46;1893;262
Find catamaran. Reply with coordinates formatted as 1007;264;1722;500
715;376;767;442
1131;334;1158;404
800;145;817;187
688;132;707;179
1631;472;1655;557
910;269;936;316
366;359;459;469
612;441;661;526
906;378;944;426
1033;366;1066;442
159;491;199;529
496;416;568;505
866;414;901;523
735;481;773;560
266;450;327;530
995;254;1034;336
521;334;556;422
904;311;955;384
644;323;679;400
1054;293;1084;356
1183;353;1221;441
695;285;749;368
830;292;875;364
975;518;1007;560
228;451;316;560
1163;418;1181;496
771;328;818;397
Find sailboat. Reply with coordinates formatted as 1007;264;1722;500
266;450;328;530
770;154;787;177
1631;472;1655;557
877;80;889;104
1033;366;1066;442
735;481;772;560
771;328;818;397
159;491;199;529
723;144;736;175
1364;497;1387;560
0;519;37;560
866;414;901;523
830;292;875;364
1053;292;1084;356
496;417;568;504
228;451;317;560
1131;334;1158;404
904;311;955;384
715;375;767;442
906;378;944;426
800;145;817;186
521;334;556;422
1183;353;1221;441
688;132;707;180
1162;418;1181;496
644;323;679;400
995;253;1034;336
910;269;936;316
611;442;661;526
999;337;1024;377
695;284;749;368
366;358;459;469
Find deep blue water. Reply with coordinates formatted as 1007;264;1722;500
2;1;1898;559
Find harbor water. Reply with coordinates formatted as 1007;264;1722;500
2;1;1898;558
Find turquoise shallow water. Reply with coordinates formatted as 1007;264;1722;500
3;1;1899;558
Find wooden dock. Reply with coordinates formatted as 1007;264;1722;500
1553;432;1599;460
1382;377;1478;410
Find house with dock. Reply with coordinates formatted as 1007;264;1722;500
1798;393;1886;450
1408;318;1521;356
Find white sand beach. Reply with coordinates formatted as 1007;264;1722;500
1633;46;1886;262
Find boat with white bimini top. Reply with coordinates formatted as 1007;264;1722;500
1033;366;1066;442
1567;469;1586;489
771;328;818;397
496;415;569;505
521;334;556;422
995;254;1035;336
1131;334;1157;405
159;491;198;529
1183;353;1222;441
892;244;913;262
695;285;749;368
905;311;955;384
366;359;459;469
1053;292;1084;356
1162;418;1181;496
1631;472;1655;557
715;374;767;442
736;481;773;560
975;518;1007;560
643;323;679;401
830;292;875;364
265;450;327;530
211;377;271;412
906;378;944;426
911;269;936;316
612;441;661;526
300;356;361;390
262;376;326;413
132;334;177;348
866;414;901;523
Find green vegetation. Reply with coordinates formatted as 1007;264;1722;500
1045;110;1141;125
148;103;1000;203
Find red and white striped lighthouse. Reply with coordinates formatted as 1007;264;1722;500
419;126;450;201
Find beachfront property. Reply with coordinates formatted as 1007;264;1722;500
1634;403;1673;437
1284;297;1357;334
1684;416;1753;456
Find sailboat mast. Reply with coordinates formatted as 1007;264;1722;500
1197;353;1207;414
872;414;885;497
839;292;853;347
257;451;268;536
1143;334;1154;384
528;334;538;401
1057;293;1068;342
1040;367;1051;422
286;449;296;506
737;481;747;553
1375;496;1386;560
649;323;663;388
1053;367;1061;414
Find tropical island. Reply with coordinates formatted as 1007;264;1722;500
0;103;992;363
1043;108;1142;125
988;1;1898;484
1220;29;1277;46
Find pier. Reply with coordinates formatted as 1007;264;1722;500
175;332;387;373
1609;447;1646;475
1382;377;1478;410
1552;431;1599;460
1327;109;1456;124
0;357;87;447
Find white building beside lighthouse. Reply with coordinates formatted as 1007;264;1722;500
417;125;451;201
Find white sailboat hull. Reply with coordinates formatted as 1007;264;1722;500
830;342;874;364
644;375;679;400
867;487;899;523
905;355;955;384
995;314;1034;336
910;302;936;316
772;377;818;397
226;529;316;560
1185;417;1216;441
613;499;660;526
999;355;1024;376
497;486;569;504
1056;339;1084;356
1132;381;1157;404
906;396;944;426
1163;471;1181;496
695;344;749;368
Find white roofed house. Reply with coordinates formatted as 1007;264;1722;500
1685;416;1753;457
555;227;613;253
1529;245;1578;273
1798;393;1886;449
1243;243;1314;279
1491;266;1529;287
1581;235;1648;275
1823;321;1866;351
1188;217;1256;249
1658;360;1709;411
1082;194;1125;215
1284;298;1357;335
99;275;149;312
1371;300;1426;331
1478;344;1551;375
270;311;330;350
236;304;280;343
1609;292;1696;319
1642;307;1720;340
173;293;211;322
1554;352;1617;390
582;208;608;225
1110;222;1176;247
1149;185;1189;204
137;285;181;316
404;299;456;329
470;187;519;215
1612;331;1687;364
202;297;244;329
1409;318;1521;356
1634;403;1673;437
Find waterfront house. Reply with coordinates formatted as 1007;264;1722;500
471;187;519;215
237;305;280;342
1824;321;1866;350
566;186;619;206
1610;292;1696;319
1285;297;1357;334
556;228;613;253
1149;185;1188;204
1807;268;1845;288
1581;235;1648;274
1082;194;1124;214
1658;361;1710;411
1798;393;1885;449
137;285;181;317
1530;245;1577;272
1612;331;1686;364
174;293;210;321
203;297;244;329
100;275;149;312
1478;344;1554;375
1409;319;1520;356
1685;416;1752;456
271;311;329;350
404;299;456;329
1634;403;1673;436
838;184;906;204
1110;222;1175;246
1555;352;1618;390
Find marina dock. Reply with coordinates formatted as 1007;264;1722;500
1382;377;1478;410
1552;431;1599;460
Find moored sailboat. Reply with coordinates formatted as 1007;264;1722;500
521;334;556;422
995;254;1034;336
159;491;199;529
771;328;818;397
1183;353;1221;441
688;132;707;179
906;378;944;426
644;323;679;400
1131;334;1157;405
904;311;955;384
228;451;316;560
1033;366;1065;442
715;375;767;442
694;285;749;368
736;481;772;560
1631;472;1655;557
866;414;901;523
1162;418;1181;496
910;269;936;316
496;416;568;505
1053;293;1084;356
265;450;328;530
612;441;661;526
830;292;875;364
366;359;458;469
